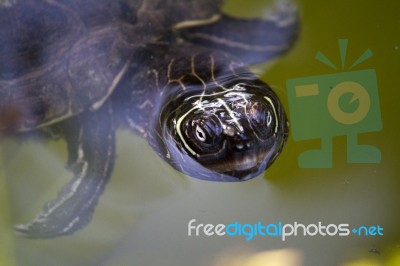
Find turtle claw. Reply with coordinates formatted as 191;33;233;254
15;103;116;238
14;213;85;239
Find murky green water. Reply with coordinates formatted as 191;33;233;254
1;0;400;265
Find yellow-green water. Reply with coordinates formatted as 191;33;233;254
1;0;400;265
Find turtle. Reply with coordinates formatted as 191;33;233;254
0;0;298;238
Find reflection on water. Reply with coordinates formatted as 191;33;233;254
214;248;303;266
1;0;400;265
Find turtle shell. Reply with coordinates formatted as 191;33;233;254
0;0;222;133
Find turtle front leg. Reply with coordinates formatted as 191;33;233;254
14;102;116;238
176;0;299;65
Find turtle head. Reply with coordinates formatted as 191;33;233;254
160;78;288;182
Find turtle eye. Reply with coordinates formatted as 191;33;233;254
266;111;273;126
183;115;223;154
192;121;215;145
246;101;276;140
195;125;207;142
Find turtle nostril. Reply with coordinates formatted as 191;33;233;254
236;140;253;150
245;141;252;148
236;141;244;150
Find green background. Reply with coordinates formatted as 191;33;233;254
1;0;400;265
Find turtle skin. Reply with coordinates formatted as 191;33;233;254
0;0;298;238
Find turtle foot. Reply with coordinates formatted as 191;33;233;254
178;0;299;65
14;174;105;238
15;103;116;238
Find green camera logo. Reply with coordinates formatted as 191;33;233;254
286;39;382;168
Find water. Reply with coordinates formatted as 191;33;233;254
1;0;400;265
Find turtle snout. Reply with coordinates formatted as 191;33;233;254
234;139;253;151
223;125;256;151
229;132;255;153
